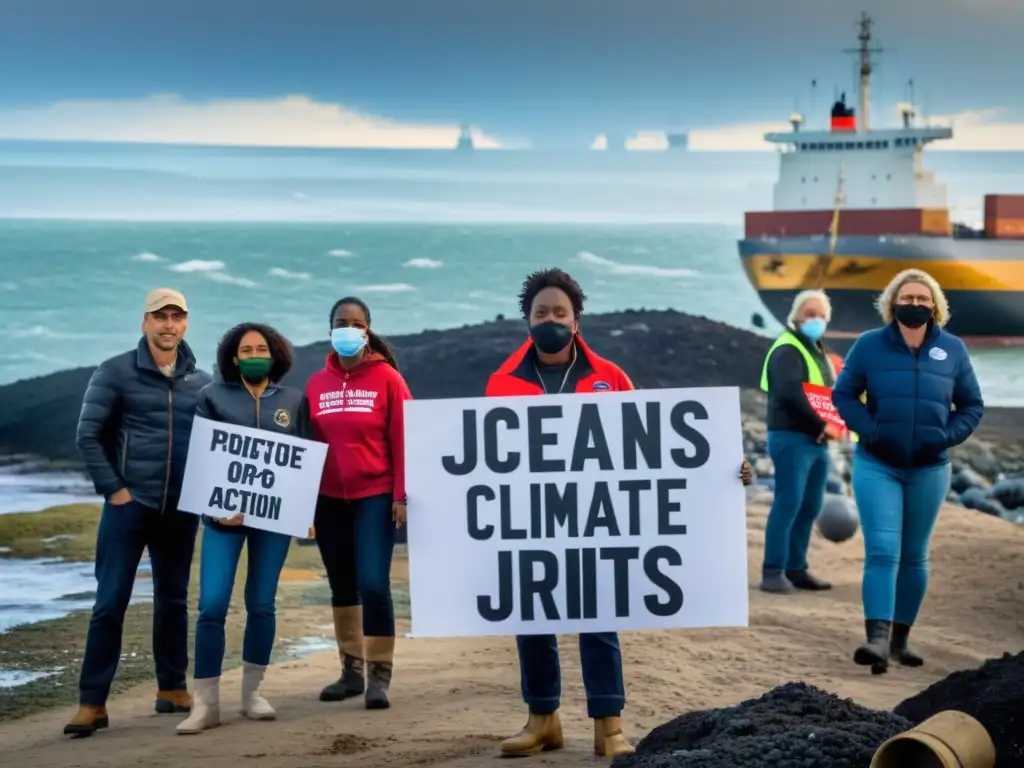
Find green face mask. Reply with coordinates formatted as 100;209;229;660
237;356;273;384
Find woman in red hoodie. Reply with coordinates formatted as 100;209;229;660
305;296;411;711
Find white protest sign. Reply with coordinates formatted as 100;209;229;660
179;416;328;539
404;386;748;638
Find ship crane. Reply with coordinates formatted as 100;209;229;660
842;12;883;132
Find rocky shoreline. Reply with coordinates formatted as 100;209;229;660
1;309;1022;523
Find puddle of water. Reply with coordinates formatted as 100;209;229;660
278;635;335;660
0;668;63;688
0;557;153;633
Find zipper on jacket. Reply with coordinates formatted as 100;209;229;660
160;385;174;514
910;348;920;463
120;430;130;475
254;389;262;428
339;372;349;498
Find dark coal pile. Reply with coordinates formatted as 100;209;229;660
613;682;909;768
894;651;1024;767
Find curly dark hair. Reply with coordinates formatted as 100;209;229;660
328;295;399;370
216;322;293;384
517;268;587;319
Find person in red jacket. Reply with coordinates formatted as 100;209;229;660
489;269;753;760
305;296;411;711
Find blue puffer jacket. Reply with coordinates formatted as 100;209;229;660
832;322;984;469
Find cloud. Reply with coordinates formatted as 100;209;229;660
925;108;1024;151
688;107;1024;151
0;94;513;150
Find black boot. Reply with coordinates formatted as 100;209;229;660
785;570;832;591
889;622;924;667
853;619;890;669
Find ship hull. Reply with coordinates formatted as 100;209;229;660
737;234;1024;346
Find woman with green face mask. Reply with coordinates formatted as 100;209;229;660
177;323;310;735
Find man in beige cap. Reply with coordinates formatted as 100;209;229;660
66;288;213;737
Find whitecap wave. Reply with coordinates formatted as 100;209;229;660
268;267;310;280
328;249;354;257
575;251;697;278
358;283;417;293
131;251;163;262
11;325;71;339
0;282;16;291
404;258;443;269
206;272;257;288
168;259;225;273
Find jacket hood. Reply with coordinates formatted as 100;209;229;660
324;350;387;378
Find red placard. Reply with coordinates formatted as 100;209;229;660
803;383;847;439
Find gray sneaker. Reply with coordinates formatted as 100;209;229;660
759;570;795;593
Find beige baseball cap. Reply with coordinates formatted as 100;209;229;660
145;288;188;314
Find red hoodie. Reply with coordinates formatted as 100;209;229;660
305;351;413;501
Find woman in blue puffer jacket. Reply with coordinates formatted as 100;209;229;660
832;268;984;674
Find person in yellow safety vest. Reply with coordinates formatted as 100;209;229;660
758;289;839;595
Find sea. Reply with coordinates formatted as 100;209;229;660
2;140;1024;658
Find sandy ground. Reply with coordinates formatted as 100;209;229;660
2;496;1022;767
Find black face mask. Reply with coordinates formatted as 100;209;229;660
530;321;574;355
894;304;933;329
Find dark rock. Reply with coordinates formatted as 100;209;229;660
0;310;775;464
613;682;909;768
893;651;1024;768
988;477;1024;511
959;487;1007;518
951;467;989;495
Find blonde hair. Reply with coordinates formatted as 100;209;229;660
875;268;950;327
786;289;832;326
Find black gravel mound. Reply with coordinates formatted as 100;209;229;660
893;651;1024;767
0;309;772;463
613;682;910;768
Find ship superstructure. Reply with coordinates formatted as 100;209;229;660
737;13;1024;346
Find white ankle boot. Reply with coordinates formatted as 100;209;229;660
240;661;276;720
176;677;220;734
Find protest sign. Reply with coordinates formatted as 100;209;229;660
178;416;328;539
802;383;848;438
404;387;748;638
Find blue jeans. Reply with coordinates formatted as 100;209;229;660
79;500;199;706
517;633;625;719
852;447;951;625
193;523;292;679
314;493;396;638
762;430;830;573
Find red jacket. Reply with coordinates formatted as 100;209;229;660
305;352;412;501
485;335;634;396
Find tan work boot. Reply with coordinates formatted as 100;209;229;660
364;636;395;710
594;716;635;757
63;705;109;737
155;688;192;713
500;712;564;757
176;677;220;734
319;606;365;702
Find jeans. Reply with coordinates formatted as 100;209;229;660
852;447;952;625
78;499;199;706
517;633;625;719
314;493;396;638
193;523;292;679
762;429;830;573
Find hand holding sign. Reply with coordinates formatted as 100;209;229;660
803;383;848;440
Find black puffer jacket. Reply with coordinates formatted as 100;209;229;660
195;380;310;533
75;337;212;511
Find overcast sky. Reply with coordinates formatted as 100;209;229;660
2;0;1022;149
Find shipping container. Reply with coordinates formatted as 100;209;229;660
983;194;1024;220
744;208;950;238
984;217;1024;239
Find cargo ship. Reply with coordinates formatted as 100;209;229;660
737;13;1024;348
